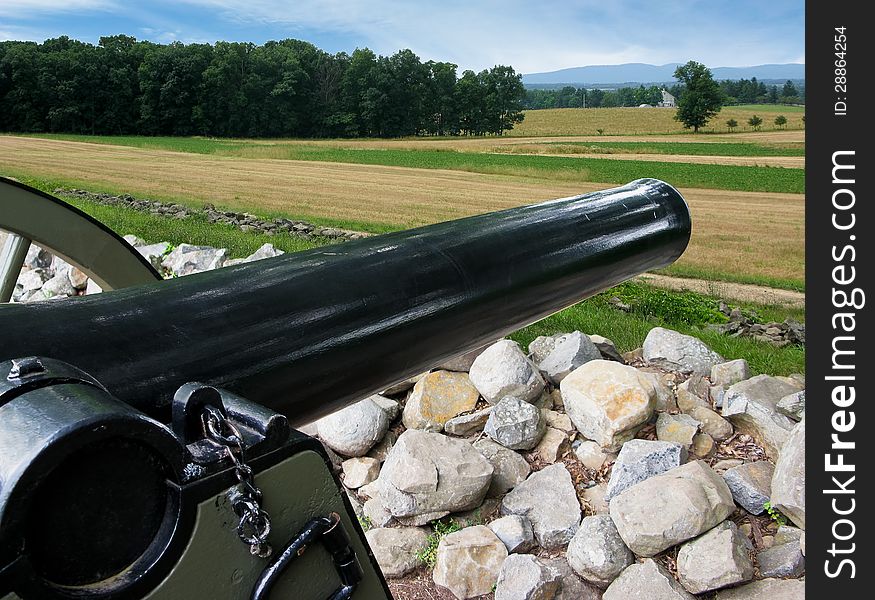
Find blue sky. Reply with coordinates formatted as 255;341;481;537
0;1;804;73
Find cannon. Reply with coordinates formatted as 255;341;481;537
0;178;690;599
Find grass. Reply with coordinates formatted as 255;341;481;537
510;281;805;376
11;135;804;194
531;141;805;157
11;174;327;257
509;106;805;137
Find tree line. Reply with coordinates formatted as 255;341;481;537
0;35;527;138
523;78;804;110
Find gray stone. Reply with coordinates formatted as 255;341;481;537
656;412;700;447
316;397;390;457
433;526;507;599
560;360;657;451
534;427;571;463
501;463;581;549
776;390;805;421
676;521;754;594
567;515;633;587
14;268;48;301
67;266;88;290
537;331;602;384
365;527;429;578
770;419;805;528
715;578;805;599
473;438;531;497
676;375;711;413
40;272;76;298
722;375;800;459
574;440;611;470
542;558;604;600
379;429;493;517
24;244;53;269
402;370;480;432
722;461;774;515
688;406;734;441
161;243;228;276
362;497;394;528
484;396;546;450
367;430;397;463
590;334;624;363
711;359;752;387
488;515;535;553
605;439;687;501
774;525;803;545
603;559;696;600
494;554;561;600
609;461;735;556
436;345;488;372
369;394;400;421
643;327;724;375
757;539;804;578
469;340;546;404
358;478;381;500
84;278;102;294
135;241;172;270
341;457;381;489
395;510;450;527
444;407;492;436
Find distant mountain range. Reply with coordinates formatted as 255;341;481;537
521;63;805;87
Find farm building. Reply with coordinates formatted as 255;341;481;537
658;89;676;107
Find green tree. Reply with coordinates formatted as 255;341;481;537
748;114;763;130
782;80;798;97
774;115;787;128
726;118;738;131
672;60;723;132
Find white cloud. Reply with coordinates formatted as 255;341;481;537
172;0;802;72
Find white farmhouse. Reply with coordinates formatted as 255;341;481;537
658;89;676;107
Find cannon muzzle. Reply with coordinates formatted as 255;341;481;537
0;178;690;425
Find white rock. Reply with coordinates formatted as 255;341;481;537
566;515;634;587
770;418;805;528
316;397;390;457
494;554;561;600
161;243;228;276
609;461;735;556
365;527;429;578
603;559;696;600
722;375;799;459
484;396;546;450
488;515;535;553
676;521;754;593
469;340;545;404
500;463;581;549
341;457;381;489
379;430;493;517
656;412;701;447
605;439;687;501
536;331;602;384
473;438;531;497
433;526;507;599
560;360;656;451
643;327;724;375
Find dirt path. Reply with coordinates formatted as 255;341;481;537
498;152;804;168
636;273;804;308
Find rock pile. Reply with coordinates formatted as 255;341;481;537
11;233;806;599
707;305;805;347
55;188;368;241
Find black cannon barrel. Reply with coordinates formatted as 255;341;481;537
0;179;690;425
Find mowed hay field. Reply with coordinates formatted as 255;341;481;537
0;135;804;288
510;105;805;137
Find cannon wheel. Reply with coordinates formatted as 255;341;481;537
0;176;161;301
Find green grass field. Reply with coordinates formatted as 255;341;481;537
21;134;804;194
534;141;805;157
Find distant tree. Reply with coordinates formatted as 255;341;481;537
768;85;779;104
782;80;798;97
774;115;787;128
748;114;763;130
672;60;723;132
726;118;738;131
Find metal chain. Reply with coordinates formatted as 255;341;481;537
202;405;273;558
